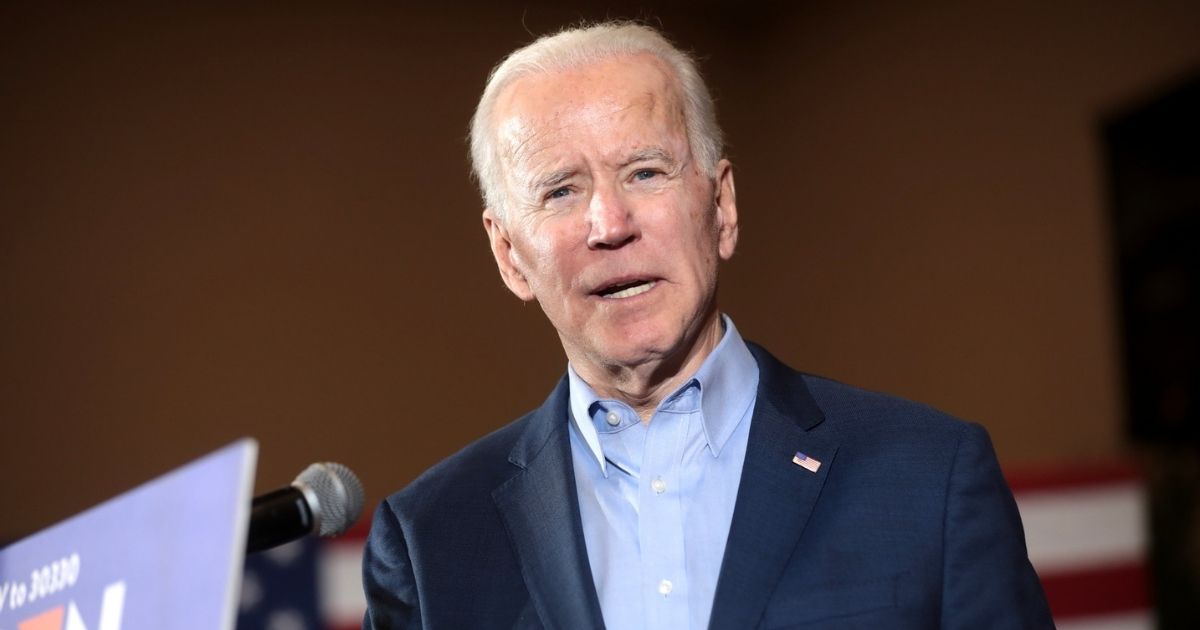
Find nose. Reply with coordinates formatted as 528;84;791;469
585;184;638;250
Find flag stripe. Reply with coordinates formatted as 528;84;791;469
1015;481;1144;572
1054;610;1154;630
319;542;368;626
1006;462;1139;493
1039;562;1151;618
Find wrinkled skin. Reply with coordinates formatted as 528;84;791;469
483;53;738;418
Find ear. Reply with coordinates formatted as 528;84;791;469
713;159;739;260
482;208;536;301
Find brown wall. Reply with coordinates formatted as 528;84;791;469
3;1;1199;540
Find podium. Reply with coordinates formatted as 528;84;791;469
0;440;258;630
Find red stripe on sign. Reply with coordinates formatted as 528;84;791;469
1040;561;1150;618
18;606;64;630
1005;460;1140;493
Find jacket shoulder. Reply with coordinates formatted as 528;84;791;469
750;340;976;446
803;373;968;435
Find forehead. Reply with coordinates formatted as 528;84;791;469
492;54;687;169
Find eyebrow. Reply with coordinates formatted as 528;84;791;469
534;168;576;191
530;169;576;196
621;147;676;168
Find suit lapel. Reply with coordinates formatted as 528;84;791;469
708;344;839;629
492;378;606;630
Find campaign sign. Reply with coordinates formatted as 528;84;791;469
0;439;257;630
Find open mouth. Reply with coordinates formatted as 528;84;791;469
595;279;657;299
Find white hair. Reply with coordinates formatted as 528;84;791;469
468;21;724;220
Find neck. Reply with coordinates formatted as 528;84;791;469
571;311;725;422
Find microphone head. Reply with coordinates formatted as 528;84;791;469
293;462;365;537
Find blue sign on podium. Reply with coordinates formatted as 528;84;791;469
0;439;257;630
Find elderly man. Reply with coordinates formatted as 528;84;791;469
362;21;1052;630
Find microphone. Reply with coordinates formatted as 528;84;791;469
246;462;365;553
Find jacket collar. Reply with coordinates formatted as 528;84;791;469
565;315;759;476
708;342;838;629
492;376;607;630
493;343;836;630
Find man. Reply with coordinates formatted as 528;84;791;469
362;21;1053;629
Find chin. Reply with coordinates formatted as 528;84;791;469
593;327;681;367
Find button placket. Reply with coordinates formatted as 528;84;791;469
637;411;688;627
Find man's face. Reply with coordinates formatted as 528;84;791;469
483;54;738;374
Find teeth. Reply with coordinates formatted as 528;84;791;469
603;281;655;299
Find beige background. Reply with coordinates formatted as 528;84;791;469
3;1;1199;540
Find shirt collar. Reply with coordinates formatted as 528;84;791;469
567;315;759;475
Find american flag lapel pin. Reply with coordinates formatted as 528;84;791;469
792;451;821;473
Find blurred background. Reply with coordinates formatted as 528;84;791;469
2;1;1198;628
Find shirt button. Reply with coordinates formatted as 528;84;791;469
605;411;620;426
658;579;673;596
651;477;667;494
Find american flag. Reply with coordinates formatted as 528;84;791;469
792;451;822;473
1008;463;1150;629
237;525;366;630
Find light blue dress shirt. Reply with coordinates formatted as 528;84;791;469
567;316;760;630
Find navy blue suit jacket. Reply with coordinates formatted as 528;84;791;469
362;344;1053;629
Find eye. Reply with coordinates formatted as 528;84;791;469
546;187;571;200
633;169;660;181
